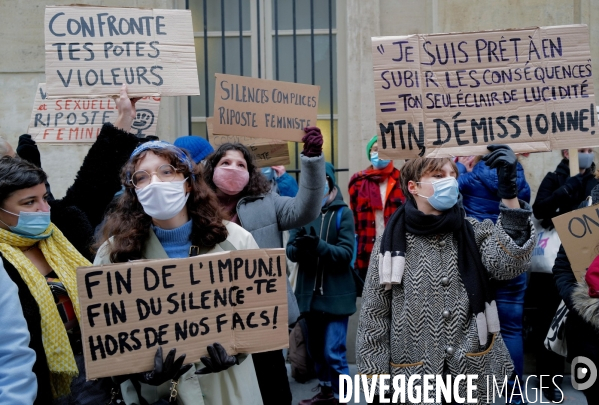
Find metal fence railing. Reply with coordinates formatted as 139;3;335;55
187;0;346;180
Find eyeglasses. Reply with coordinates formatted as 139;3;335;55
130;164;180;188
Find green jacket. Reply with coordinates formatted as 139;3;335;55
287;197;357;316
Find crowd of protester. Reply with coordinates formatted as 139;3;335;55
0;84;598;405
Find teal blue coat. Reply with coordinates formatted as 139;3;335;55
287;197;357;316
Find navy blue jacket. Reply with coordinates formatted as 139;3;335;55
457;160;530;223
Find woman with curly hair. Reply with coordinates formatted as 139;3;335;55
94;138;262;405
202;129;326;405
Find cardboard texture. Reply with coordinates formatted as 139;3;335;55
207;117;290;167
28;83;160;143
372;25;598;159
77;249;288;380
553;204;599;281
569;148;580;176
212;73;320;142
44;6;200;97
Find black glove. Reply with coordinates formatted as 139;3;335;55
482;144;518;199
563;173;584;198
137;347;192;386
293;227;320;252
16;134;42;167
195;343;238;375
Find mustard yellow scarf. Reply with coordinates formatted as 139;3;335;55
0;223;91;398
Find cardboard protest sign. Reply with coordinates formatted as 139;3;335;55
207;117;290;167
372;25;597;159
78;249;288;379
213;73;319;142
44;6;200;98
553;204;599;281
28;83;160;143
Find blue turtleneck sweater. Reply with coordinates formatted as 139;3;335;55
152;220;192;258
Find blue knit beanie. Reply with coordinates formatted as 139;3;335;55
174;135;214;164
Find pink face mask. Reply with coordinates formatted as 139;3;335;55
213;166;250;195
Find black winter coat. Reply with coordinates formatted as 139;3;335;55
553;189;599;365
533;159;597;229
3;123;140;404
553;244;599;364
49;123;140;260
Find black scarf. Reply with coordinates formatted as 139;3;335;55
378;199;499;345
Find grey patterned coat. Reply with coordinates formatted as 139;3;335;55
356;202;535;404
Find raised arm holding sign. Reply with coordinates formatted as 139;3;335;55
27;83;161;143
212;73;320;142
44;6;200;98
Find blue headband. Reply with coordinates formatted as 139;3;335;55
130;141;194;171
128;141;195;182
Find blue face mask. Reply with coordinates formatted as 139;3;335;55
370;152;391;170
417;177;459;211
322;181;330;207
261;167;275;181
578;152;594;170
0;208;52;239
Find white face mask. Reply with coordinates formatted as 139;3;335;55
135;178;189;220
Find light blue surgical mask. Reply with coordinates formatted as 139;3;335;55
0;208;52;239
417;177;459;211
578;152;594;170
322;181;330;207
370;152;391;170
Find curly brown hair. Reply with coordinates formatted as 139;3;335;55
95;148;228;263
202;143;271;197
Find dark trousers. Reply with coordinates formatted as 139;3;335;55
252;349;292;405
526;272;565;383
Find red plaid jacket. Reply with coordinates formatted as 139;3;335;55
349;167;405;279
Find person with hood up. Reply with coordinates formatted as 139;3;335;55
287;162;356;405
348;135;405;281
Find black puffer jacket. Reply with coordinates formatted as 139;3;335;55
3;123;140;403
49;123;140;260
533;159;597;229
